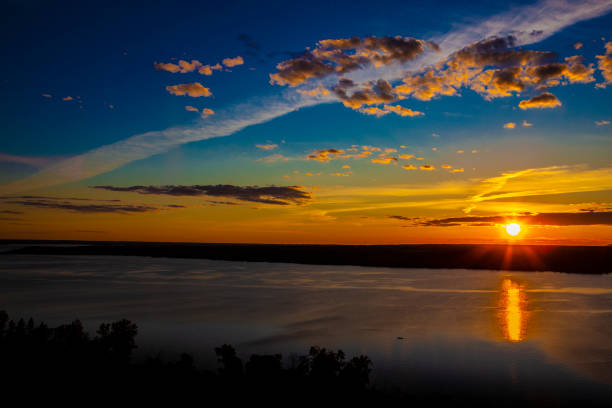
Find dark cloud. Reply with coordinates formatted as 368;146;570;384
518;92;562;109
396;36;593;101
334;79;395;109
0;210;23;214
398;211;612;226
92;184;310;205
270;36;435;87
6;199;157;214
237;33;261;57
0;195;120;202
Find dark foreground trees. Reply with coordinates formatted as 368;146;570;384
0;311;376;404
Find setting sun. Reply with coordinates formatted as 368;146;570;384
506;223;521;237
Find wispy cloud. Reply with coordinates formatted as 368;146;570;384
0;152;58;168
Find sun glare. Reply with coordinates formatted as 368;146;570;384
505;223;521;237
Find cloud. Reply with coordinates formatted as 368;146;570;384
522;120;533;127
334;79;395;109
5;0;611;193
201;108;215;118
0;210;23;214
62;96;73;101
6;198;157;214
574;42;583;50
412;211;612;227
596;42;612;88
92;184;310;205
451;168;465;173
384;104;424;117
371;156;398;164
154;59;200;73
166;82;212;97
0;152;56;168
402;164;417;170
465;165;612;213
457;150;465;154
256;144;278;150
518;92;562;109
41;94;52;98
307;148;345;162
441;164;452;169
398;154;415;159
154;59;224;76
358;103;424;118
257;154;290;163
595;120;610;126
222;56;244;67
199;63;223;75
394;37;594;102
270;36;436;87
420;164;435;170
503;122;516;128
185;106;199;112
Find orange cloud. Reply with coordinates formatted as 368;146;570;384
185;106;199;112
307;148;345;162
371;156;398;164
222;56;244;67
62;96;73;101
41;94;52;98
420;164;435;170
166;83;212;97
398;154;415;160
441;164;452;169
451;168;465;173
256;144;278;150
503;122;516;129
269;35;434;87
573;42;583;50
201;108;215;118
395;37;594;102
198;63;223;75
518;92;562;109
402;164;417;170
595;120;610;126
596;42;612;88
522;120;533;127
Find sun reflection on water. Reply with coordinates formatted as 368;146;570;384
499;279;528;342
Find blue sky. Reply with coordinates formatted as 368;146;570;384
1;0;611;244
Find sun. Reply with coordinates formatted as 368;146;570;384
505;223;521;237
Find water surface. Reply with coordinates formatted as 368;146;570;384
1;254;611;400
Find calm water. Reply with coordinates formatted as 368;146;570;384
1;254;611;400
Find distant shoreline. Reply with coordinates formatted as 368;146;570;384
1;240;610;274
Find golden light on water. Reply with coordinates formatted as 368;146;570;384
505;223;521;237
499;279;528;342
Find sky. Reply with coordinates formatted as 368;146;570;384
1;0;611;245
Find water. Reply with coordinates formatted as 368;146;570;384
1;254;611;400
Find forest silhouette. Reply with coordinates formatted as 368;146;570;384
1;310;608;406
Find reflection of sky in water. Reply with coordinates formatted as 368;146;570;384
1;254;611;400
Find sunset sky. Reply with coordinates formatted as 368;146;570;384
1;0;611;245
